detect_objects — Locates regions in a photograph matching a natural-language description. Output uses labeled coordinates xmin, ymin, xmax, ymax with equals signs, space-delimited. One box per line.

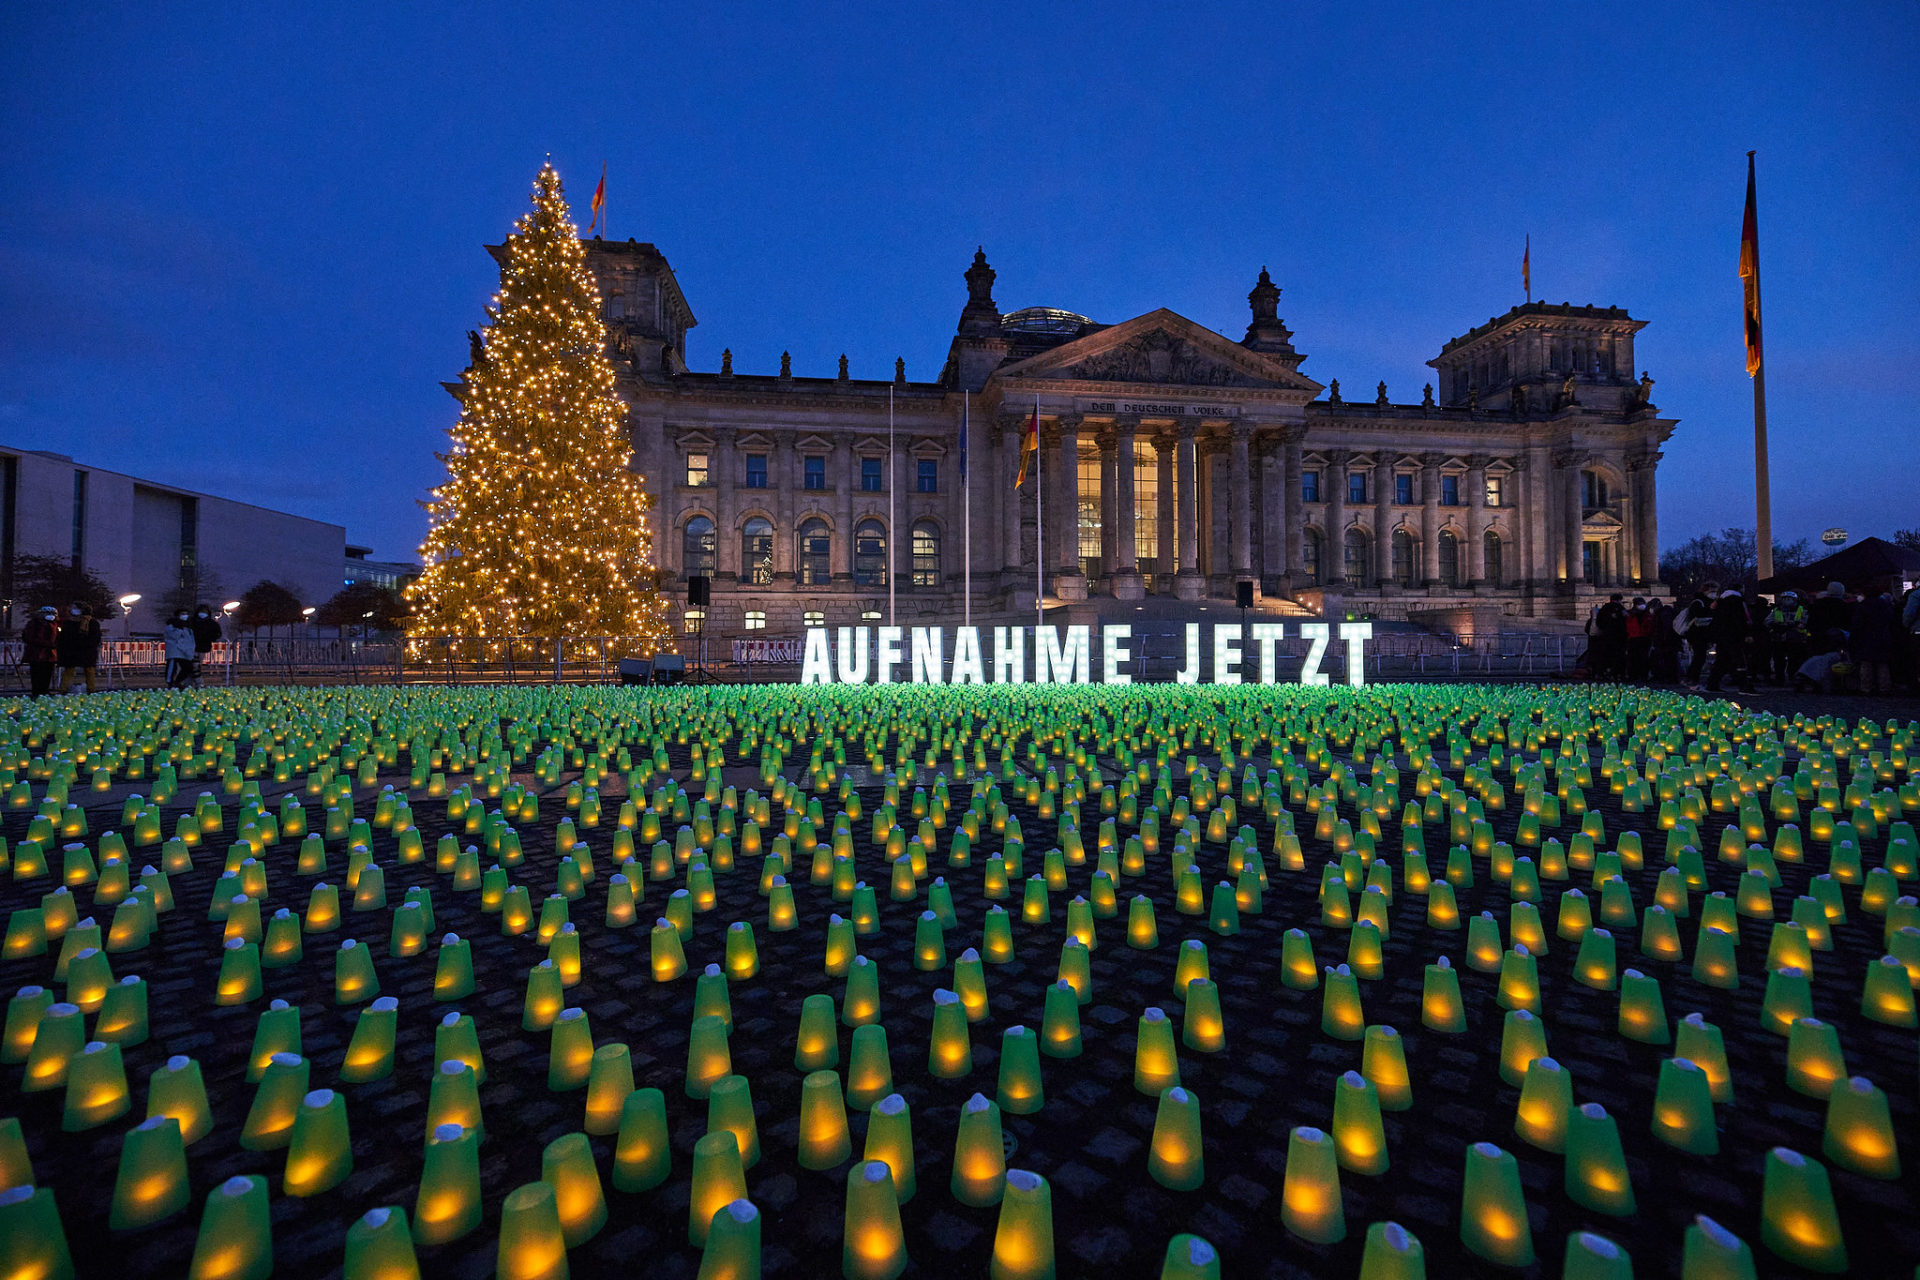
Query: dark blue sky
xmin=3 ymin=3 xmax=1914 ymax=561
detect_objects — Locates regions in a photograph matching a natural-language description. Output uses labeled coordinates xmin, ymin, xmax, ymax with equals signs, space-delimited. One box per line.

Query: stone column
xmin=1000 ymin=416 xmax=1025 ymax=580
xmin=1421 ymin=452 xmax=1444 ymax=586
xmin=1054 ymin=416 xmax=1088 ymax=600
xmin=1563 ymin=453 xmax=1586 ymax=586
xmin=1634 ymin=452 xmax=1661 ymax=583
xmin=1466 ymin=454 xmax=1489 ymax=587
xmin=1155 ymin=430 xmax=1176 ymax=589
xmin=1373 ymin=453 xmax=1394 ymax=587
xmin=1228 ymin=427 xmax=1259 ymax=594
xmin=1097 ymin=425 xmax=1119 ymax=592
xmin=1257 ymin=434 xmax=1280 ymax=587
xmin=1325 ymin=448 xmax=1349 ymax=586
xmin=1230 ymin=427 xmax=1255 ymax=590
xmin=1112 ymin=419 xmax=1144 ymax=599
xmin=715 ymin=427 xmax=739 ymax=581
xmin=1281 ymin=432 xmax=1302 ymax=590
xmin=1174 ymin=422 xmax=1203 ymax=599
xmin=1523 ymin=443 xmax=1552 ymax=587
xmin=773 ymin=436 xmax=795 ymax=582
xmin=833 ymin=436 xmax=854 ymax=581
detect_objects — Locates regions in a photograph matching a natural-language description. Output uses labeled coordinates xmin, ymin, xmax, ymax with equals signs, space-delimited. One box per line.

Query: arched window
xmin=911 ymin=521 xmax=941 ymax=589
xmin=1484 ymin=530 xmax=1503 ymax=587
xmin=741 ymin=517 xmax=773 ymax=586
xmin=854 ymin=520 xmax=887 ymax=587
xmin=683 ymin=516 xmax=715 ymax=578
xmin=1343 ymin=529 xmax=1369 ymax=583
xmin=1438 ymin=531 xmax=1460 ymax=587
xmin=1581 ymin=469 xmax=1609 ymax=511
xmin=1391 ymin=529 xmax=1416 ymax=588
xmin=1302 ymin=530 xmax=1322 ymax=585
xmin=798 ymin=518 xmax=831 ymax=586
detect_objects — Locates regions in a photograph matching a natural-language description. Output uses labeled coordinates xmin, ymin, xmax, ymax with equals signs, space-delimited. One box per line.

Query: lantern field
xmin=0 ymin=682 xmax=1915 ymax=1277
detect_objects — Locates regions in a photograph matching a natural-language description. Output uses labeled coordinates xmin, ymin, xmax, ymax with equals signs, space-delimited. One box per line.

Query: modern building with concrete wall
xmin=568 ymin=239 xmax=1677 ymax=637
xmin=0 ymin=447 xmax=346 ymax=634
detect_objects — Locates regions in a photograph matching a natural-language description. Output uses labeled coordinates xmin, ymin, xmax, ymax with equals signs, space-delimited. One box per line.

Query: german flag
xmin=588 ymin=163 xmax=607 ymax=235
xmin=1015 ymin=407 xmax=1038 ymax=488
xmin=1740 ymin=152 xmax=1762 ymax=377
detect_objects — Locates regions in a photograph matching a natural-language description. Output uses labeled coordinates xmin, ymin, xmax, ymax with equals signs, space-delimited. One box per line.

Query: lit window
xmin=1348 ymin=471 xmax=1367 ymax=504
xmin=916 ymin=459 xmax=938 ymax=493
xmin=911 ymin=521 xmax=941 ymax=589
xmin=743 ymin=611 xmax=767 ymax=630
xmin=1486 ymin=475 xmax=1504 ymax=508
xmin=1133 ymin=440 xmax=1159 ymax=565
xmin=804 ymin=457 xmax=826 ymax=490
xmin=1394 ymin=473 xmax=1413 ymax=505
xmin=1076 ymin=452 xmax=1102 ymax=575
xmin=683 ymin=608 xmax=705 ymax=634
xmin=741 ymin=517 xmax=773 ymax=585
xmin=1301 ymin=470 xmax=1320 ymax=503
xmin=861 ymin=457 xmax=883 ymax=491
xmin=854 ymin=520 xmax=887 ymax=587
xmin=1441 ymin=474 xmax=1460 ymax=506
xmin=860 ymin=609 xmax=882 ymax=621
xmin=686 ymin=452 xmax=709 ymax=487
xmin=803 ymin=611 xmax=825 ymax=627
xmin=745 ymin=454 xmax=767 ymax=488
xmin=799 ymin=518 xmax=831 ymax=585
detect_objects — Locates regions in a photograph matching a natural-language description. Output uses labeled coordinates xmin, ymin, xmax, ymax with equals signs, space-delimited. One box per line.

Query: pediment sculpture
xmin=1057 ymin=329 xmax=1268 ymax=388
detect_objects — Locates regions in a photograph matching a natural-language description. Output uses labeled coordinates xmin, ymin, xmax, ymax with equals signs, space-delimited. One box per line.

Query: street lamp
xmin=117 ymin=593 xmax=141 ymax=640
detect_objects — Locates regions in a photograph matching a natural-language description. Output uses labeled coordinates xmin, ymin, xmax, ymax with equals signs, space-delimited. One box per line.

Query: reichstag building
xmin=580 ymin=239 xmax=1676 ymax=635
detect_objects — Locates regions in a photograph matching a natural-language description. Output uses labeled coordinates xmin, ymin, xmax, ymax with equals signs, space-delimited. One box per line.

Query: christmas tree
xmin=409 ymin=162 xmax=670 ymax=647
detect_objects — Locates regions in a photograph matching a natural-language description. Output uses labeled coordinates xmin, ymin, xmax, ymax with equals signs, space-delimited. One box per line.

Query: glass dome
xmin=999 ymin=306 xmax=1095 ymax=335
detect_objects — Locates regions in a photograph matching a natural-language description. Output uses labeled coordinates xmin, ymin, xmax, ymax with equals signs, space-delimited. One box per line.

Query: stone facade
xmin=581 ymin=239 xmax=1677 ymax=635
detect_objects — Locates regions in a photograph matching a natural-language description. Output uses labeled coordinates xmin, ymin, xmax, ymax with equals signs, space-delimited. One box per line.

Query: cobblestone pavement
xmin=0 ymin=684 xmax=1915 ymax=1278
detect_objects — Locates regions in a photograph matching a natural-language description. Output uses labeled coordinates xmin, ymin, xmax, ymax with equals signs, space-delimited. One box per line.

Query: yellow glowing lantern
xmin=1280 ymin=1126 xmax=1344 ymax=1244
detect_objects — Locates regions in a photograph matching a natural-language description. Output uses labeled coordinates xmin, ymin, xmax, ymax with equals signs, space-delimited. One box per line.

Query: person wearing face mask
xmin=22 ymin=605 xmax=60 ymax=696
xmin=55 ymin=602 xmax=102 ymax=693
xmin=190 ymin=604 xmax=224 ymax=686
xmin=164 ymin=609 xmax=197 ymax=689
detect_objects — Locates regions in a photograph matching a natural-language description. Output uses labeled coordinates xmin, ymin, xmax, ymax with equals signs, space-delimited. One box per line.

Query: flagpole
xmin=1746 ymin=151 xmax=1773 ymax=583
xmin=889 ymin=384 xmax=897 ymax=626
xmin=1034 ymin=394 xmax=1043 ymax=638
xmin=962 ymin=394 xmax=971 ymax=629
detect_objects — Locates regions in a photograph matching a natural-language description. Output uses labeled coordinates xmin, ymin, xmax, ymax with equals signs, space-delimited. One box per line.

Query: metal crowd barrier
xmin=0 ymin=630 xmax=1589 ymax=690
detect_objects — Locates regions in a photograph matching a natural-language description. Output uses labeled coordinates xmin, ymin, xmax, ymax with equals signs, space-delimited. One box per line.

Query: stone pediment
xmin=995 ymin=309 xmax=1320 ymax=395
xmin=1582 ymin=510 xmax=1625 ymax=532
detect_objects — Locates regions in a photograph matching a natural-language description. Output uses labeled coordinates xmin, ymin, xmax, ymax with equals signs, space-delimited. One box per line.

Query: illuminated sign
xmin=800 ymin=622 xmax=1374 ymax=686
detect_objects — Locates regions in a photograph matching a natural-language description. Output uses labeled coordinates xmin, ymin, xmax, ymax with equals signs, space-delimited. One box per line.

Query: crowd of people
xmin=1583 ymin=581 xmax=1920 ymax=696
xmin=17 ymin=602 xmax=224 ymax=696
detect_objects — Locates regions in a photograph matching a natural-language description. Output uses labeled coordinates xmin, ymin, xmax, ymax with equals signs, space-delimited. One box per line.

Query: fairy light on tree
xmin=409 ymin=162 xmax=669 ymax=647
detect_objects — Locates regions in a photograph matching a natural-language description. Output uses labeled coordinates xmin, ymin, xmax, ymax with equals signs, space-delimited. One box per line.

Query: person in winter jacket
xmin=1681 ymin=585 xmax=1719 ymax=687
xmin=1649 ymin=600 xmax=1682 ymax=683
xmin=21 ymin=605 xmax=59 ymax=696
xmin=1808 ymin=582 xmax=1852 ymax=655
xmin=1766 ymin=591 xmax=1810 ymax=685
xmin=1704 ymin=588 xmax=1751 ymax=693
xmin=1623 ymin=598 xmax=1654 ymax=683
xmin=164 ymin=610 xmax=197 ymax=689
xmin=54 ymin=602 xmax=102 ymax=694
xmin=1850 ymin=592 xmax=1903 ymax=694
xmin=190 ymin=605 xmax=224 ymax=686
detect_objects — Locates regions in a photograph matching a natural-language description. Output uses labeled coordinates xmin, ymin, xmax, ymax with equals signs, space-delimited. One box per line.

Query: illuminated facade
xmin=578 ymin=239 xmax=1676 ymax=633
